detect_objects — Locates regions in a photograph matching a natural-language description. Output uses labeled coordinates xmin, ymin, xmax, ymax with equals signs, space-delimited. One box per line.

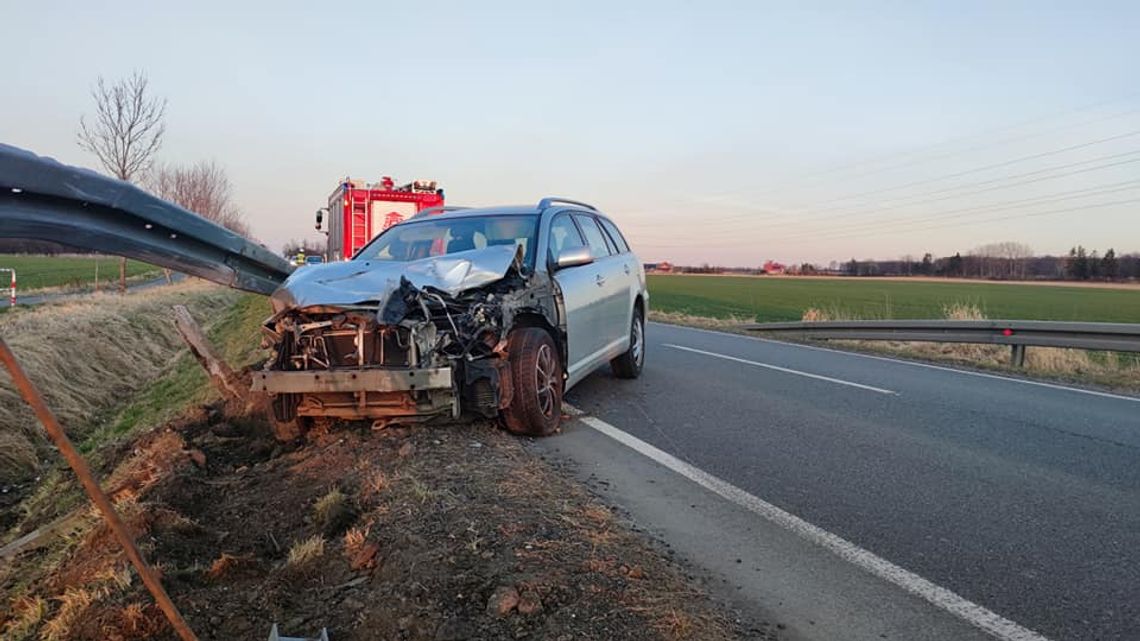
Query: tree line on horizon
xmin=840 ymin=245 xmax=1138 ymax=281
xmin=654 ymin=242 xmax=1140 ymax=282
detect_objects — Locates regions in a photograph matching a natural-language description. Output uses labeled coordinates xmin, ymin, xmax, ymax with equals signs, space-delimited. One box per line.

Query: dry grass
xmin=582 ymin=503 xmax=613 ymax=525
xmin=286 ymin=535 xmax=326 ymax=567
xmin=1 ymin=595 xmax=48 ymax=641
xmin=656 ymin=608 xmax=696 ymax=640
xmin=0 ymin=281 xmax=237 ymax=484
xmin=0 ymin=431 xmax=38 ymax=485
xmin=206 ymin=553 xmax=242 ymax=580
xmin=94 ymin=564 xmax=133 ymax=591
xmin=116 ymin=601 xmax=160 ymax=638
xmin=343 ymin=525 xmax=370 ymax=553
xmin=361 ymin=469 xmax=389 ymax=499
xmin=86 ymin=495 xmax=152 ymax=542
xmin=40 ymin=585 xmax=113 ymax=641
xmin=648 ymin=309 xmax=750 ymax=330
xmin=114 ymin=601 xmax=168 ymax=639
xmin=406 ymin=477 xmax=438 ymax=503
xmin=313 ymin=489 xmax=347 ymax=525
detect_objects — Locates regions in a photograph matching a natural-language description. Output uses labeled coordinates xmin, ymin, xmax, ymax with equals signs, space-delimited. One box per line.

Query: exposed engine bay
xmin=255 ymin=245 xmax=564 ymax=431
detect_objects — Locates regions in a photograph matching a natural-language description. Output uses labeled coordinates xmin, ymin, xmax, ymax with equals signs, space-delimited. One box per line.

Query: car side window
xmin=573 ymin=214 xmax=613 ymax=259
xmin=598 ymin=217 xmax=630 ymax=254
xmin=548 ymin=213 xmax=587 ymax=262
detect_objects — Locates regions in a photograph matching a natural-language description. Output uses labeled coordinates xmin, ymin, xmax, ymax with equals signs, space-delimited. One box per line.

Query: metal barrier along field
xmin=743 ymin=320 xmax=1140 ymax=367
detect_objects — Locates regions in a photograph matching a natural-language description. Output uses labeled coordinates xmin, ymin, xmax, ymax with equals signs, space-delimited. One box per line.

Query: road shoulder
xmin=532 ymin=414 xmax=997 ymax=641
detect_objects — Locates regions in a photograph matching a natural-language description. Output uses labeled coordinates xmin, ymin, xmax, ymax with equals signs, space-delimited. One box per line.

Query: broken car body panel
xmin=268 ymin=244 xmax=524 ymax=313
xmin=259 ymin=239 xmax=563 ymax=427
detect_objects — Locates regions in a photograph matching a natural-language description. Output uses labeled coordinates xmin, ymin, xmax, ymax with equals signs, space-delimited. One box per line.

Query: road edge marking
xmin=663 ymin=343 xmax=899 ymax=395
xmin=570 ymin=408 xmax=1051 ymax=641
xmin=653 ymin=321 xmax=1140 ymax=404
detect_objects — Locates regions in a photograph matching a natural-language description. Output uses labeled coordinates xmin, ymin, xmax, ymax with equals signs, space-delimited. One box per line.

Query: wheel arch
xmin=510 ymin=310 xmax=566 ymax=375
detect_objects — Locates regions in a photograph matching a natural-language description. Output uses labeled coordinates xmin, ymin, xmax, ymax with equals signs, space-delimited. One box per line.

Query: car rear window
xmin=598 ymin=217 xmax=630 ymax=253
xmin=573 ymin=214 xmax=613 ymax=259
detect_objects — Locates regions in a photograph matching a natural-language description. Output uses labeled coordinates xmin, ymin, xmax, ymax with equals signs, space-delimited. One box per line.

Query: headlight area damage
xmin=254 ymin=245 xmax=565 ymax=440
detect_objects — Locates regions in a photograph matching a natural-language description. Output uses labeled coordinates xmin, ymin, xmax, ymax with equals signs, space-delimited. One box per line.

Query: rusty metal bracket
xmin=252 ymin=367 xmax=453 ymax=394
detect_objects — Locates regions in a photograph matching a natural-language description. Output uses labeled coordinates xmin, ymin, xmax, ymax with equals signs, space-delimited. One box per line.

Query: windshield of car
xmin=353 ymin=214 xmax=539 ymax=269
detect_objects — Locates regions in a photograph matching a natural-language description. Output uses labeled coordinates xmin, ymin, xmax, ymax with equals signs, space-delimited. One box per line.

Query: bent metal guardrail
xmin=0 ymin=144 xmax=294 ymax=295
xmin=743 ymin=320 xmax=1140 ymax=367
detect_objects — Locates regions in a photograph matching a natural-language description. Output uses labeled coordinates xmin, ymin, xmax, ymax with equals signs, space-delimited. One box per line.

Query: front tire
xmin=269 ymin=393 xmax=311 ymax=442
xmin=501 ymin=328 xmax=563 ymax=437
xmin=610 ymin=308 xmax=645 ymax=379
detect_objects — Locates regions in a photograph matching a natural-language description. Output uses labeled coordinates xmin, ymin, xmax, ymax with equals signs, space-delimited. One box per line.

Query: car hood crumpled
xmin=269 ymin=244 xmax=524 ymax=313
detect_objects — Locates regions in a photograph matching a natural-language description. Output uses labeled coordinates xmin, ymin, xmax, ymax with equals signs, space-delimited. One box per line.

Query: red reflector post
xmin=1002 ymin=328 xmax=1014 ymax=337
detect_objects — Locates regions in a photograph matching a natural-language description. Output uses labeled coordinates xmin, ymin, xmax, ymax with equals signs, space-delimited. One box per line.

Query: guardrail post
xmin=1010 ymin=344 xmax=1027 ymax=368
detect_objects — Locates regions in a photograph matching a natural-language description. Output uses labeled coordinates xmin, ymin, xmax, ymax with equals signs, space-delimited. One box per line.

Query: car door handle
xmin=624 ymin=263 xmax=631 ymax=275
xmin=595 ymin=274 xmax=606 ymax=286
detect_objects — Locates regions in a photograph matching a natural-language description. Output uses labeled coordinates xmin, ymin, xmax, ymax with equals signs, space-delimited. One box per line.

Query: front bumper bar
xmin=252 ymin=367 xmax=453 ymax=394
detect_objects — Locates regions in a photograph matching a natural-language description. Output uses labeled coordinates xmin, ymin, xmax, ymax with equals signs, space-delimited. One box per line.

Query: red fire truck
xmin=318 ymin=176 xmax=444 ymax=261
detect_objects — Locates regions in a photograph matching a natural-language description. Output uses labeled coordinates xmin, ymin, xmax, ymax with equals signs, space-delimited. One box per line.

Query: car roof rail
xmin=409 ymin=205 xmax=472 ymax=219
xmin=537 ymin=197 xmax=597 ymax=212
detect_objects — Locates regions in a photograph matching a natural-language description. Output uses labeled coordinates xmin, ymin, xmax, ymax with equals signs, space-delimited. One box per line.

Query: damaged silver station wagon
xmin=255 ymin=198 xmax=648 ymax=439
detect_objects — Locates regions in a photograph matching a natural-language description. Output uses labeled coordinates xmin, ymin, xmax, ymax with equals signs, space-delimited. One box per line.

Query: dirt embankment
xmin=2 ymin=405 xmax=769 ymax=640
xmin=2 ymin=291 xmax=773 ymax=640
xmin=0 ymin=282 xmax=238 ymax=490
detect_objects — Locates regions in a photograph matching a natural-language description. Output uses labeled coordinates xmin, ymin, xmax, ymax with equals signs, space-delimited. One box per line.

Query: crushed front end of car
xmin=255 ymin=244 xmax=562 ymax=438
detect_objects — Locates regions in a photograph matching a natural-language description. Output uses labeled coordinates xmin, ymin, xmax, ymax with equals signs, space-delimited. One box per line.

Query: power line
xmin=629 ymin=154 xmax=1140 ymax=242
xmin=748 ymin=102 xmax=1140 ymax=197
xmin=691 ymin=151 xmax=1140 ymax=234
xmin=633 ymin=194 xmax=1140 ymax=249
xmin=781 ymin=197 xmax=1140 ymax=246
xmin=740 ymin=94 xmax=1140 ymax=196
xmin=767 ymin=128 xmax=1140 ymax=212
xmin=777 ymin=179 xmax=1140 ymax=243
xmin=669 ymin=127 xmax=1140 ymax=235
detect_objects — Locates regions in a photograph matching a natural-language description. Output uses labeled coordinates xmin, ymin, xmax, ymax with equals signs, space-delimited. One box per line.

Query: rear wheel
xmin=501 ymin=328 xmax=562 ymax=437
xmin=610 ymin=307 xmax=645 ymax=379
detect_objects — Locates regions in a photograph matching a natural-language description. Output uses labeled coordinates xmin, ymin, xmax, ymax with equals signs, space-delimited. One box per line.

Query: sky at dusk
xmin=2 ymin=0 xmax=1138 ymax=266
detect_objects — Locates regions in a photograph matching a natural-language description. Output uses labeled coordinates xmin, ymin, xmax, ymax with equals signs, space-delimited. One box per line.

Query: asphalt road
xmin=557 ymin=322 xmax=1140 ymax=641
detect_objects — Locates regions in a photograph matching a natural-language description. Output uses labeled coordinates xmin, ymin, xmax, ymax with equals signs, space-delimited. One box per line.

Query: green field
xmin=0 ymin=254 xmax=162 ymax=291
xmin=648 ymin=274 xmax=1140 ymax=323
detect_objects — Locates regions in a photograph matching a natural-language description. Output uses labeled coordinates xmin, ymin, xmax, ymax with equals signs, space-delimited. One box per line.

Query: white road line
xmin=663 ymin=343 xmax=899 ymax=395
xmin=572 ymin=409 xmax=1052 ymax=641
xmin=654 ymin=322 xmax=1140 ymax=404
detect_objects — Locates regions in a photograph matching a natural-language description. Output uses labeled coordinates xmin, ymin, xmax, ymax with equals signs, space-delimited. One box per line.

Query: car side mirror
xmin=554 ymin=246 xmax=593 ymax=270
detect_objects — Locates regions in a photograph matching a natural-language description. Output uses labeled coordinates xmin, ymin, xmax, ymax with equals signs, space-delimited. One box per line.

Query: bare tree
xmin=77 ymin=71 xmax=167 ymax=291
xmin=969 ymin=241 xmax=1034 ymax=279
xmin=149 ymin=160 xmax=250 ymax=237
